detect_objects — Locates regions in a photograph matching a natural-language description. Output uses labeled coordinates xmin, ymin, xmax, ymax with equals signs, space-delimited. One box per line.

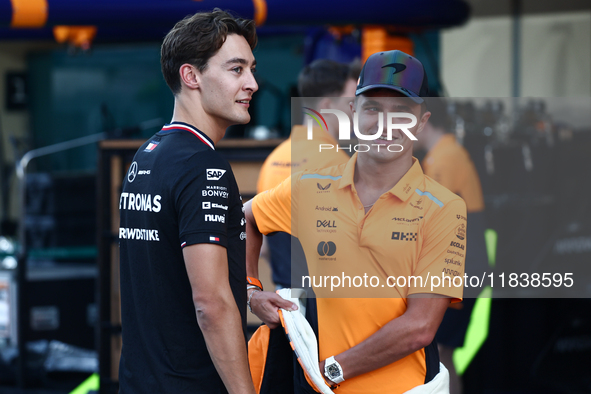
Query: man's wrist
xmin=246 ymin=276 xmax=263 ymax=291
xmin=247 ymin=288 xmax=260 ymax=313
xmin=324 ymin=355 xmax=345 ymax=385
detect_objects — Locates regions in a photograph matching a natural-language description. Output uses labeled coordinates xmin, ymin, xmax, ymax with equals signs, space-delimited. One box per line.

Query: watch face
xmin=327 ymin=364 xmax=340 ymax=378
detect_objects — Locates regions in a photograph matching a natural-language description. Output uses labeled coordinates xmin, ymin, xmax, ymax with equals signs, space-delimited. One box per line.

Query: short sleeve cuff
xmin=180 ymin=232 xmax=227 ymax=249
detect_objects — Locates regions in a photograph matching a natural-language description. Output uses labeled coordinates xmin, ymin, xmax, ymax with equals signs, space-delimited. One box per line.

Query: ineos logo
xmin=317 ymin=241 xmax=336 ymax=256
xmin=127 ymin=162 xmax=138 ymax=183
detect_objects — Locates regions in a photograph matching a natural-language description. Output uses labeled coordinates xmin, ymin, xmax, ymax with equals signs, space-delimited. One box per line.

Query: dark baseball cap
xmin=356 ymin=50 xmax=429 ymax=103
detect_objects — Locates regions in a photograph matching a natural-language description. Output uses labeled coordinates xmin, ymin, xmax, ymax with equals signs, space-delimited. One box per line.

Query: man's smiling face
xmin=352 ymin=89 xmax=430 ymax=162
xmin=198 ymin=34 xmax=258 ymax=129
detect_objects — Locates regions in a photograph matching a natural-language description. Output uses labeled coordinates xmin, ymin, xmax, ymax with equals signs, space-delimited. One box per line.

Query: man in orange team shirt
xmin=245 ymin=50 xmax=467 ymax=393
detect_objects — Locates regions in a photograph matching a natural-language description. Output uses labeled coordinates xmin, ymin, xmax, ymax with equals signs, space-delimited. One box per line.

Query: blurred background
xmin=0 ymin=0 xmax=589 ymax=393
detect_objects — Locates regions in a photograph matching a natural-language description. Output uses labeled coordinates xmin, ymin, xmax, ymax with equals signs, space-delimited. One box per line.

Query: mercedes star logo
xmin=128 ymin=161 xmax=138 ymax=183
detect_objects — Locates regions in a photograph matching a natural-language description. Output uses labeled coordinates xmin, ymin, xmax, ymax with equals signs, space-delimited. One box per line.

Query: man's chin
xmin=227 ymin=114 xmax=251 ymax=127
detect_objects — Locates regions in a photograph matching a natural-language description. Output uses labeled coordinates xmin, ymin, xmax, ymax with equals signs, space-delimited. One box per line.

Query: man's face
xmin=352 ymin=89 xmax=430 ymax=162
xmin=198 ymin=34 xmax=258 ymax=128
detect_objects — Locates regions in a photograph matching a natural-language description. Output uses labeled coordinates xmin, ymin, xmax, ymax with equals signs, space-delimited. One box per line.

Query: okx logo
xmin=392 ymin=232 xmax=417 ymax=241
xmin=317 ymin=241 xmax=336 ymax=256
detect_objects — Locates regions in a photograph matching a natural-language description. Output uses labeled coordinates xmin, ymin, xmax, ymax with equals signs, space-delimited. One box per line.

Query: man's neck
xmin=171 ymin=96 xmax=226 ymax=145
xmin=354 ymin=153 xmax=413 ymax=198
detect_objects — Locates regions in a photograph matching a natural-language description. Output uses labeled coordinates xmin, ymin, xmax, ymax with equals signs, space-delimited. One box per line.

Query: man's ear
xmin=415 ymin=110 xmax=431 ymax=136
xmin=350 ymin=100 xmax=356 ymax=116
xmin=179 ymin=63 xmax=200 ymax=90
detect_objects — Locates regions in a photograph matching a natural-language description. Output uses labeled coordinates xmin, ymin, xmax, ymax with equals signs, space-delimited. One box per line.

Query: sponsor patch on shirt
xmin=207 ymin=169 xmax=226 ymax=181
xmin=144 ymin=140 xmax=159 ymax=152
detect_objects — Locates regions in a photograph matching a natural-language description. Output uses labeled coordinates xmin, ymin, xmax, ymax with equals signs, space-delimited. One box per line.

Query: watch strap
xmin=246 ymin=276 xmax=263 ymax=291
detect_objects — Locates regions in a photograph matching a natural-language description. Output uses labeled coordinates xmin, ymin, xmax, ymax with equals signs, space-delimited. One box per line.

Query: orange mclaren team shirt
xmin=252 ymin=154 xmax=467 ymax=393
xmin=257 ymin=125 xmax=349 ymax=193
xmin=421 ymin=134 xmax=484 ymax=213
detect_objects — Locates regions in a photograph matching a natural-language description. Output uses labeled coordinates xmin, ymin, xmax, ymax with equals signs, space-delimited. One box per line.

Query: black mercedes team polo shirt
xmin=119 ymin=122 xmax=246 ymax=393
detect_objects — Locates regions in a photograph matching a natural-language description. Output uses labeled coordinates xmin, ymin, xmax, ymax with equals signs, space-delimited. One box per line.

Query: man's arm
xmin=183 ymin=243 xmax=255 ymax=394
xmin=319 ymin=296 xmax=450 ymax=382
xmin=244 ymin=200 xmax=297 ymax=329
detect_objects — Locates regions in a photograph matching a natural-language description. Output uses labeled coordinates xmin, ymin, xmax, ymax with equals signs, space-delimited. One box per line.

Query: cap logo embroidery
xmin=382 ymin=62 xmax=407 ymax=75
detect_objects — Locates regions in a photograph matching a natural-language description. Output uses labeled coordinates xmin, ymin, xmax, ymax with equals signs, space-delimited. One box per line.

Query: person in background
xmin=118 ymin=9 xmax=258 ymax=394
xmin=415 ymin=96 xmax=489 ymax=394
xmin=256 ymin=59 xmax=360 ymax=289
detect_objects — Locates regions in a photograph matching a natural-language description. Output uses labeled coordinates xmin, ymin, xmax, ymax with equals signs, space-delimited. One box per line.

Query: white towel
xmin=277 ymin=288 xmax=334 ymax=394
xmin=404 ymin=363 xmax=450 ymax=394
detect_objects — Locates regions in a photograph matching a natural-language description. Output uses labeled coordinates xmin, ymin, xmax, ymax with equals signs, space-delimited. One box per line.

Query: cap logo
xmin=382 ymin=63 xmax=407 ymax=75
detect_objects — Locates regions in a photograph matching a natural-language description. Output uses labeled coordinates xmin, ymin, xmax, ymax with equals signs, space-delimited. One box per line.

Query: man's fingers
xmin=250 ymin=291 xmax=299 ymax=329
xmin=271 ymin=294 xmax=298 ymax=311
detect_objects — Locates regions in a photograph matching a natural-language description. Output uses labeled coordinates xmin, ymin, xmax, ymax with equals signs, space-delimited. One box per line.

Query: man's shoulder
xmin=299 ymin=161 xmax=346 ymax=176
xmin=264 ymin=138 xmax=291 ymax=161
xmin=420 ymin=175 xmax=465 ymax=208
xmin=294 ymin=162 xmax=348 ymax=189
xmin=429 ymin=139 xmax=471 ymax=167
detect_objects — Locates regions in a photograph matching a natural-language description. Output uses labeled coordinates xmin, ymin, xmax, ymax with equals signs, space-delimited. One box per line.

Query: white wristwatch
xmin=324 ymin=355 xmax=345 ymax=384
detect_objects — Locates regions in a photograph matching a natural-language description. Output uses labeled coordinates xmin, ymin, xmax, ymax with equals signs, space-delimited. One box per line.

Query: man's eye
xmin=232 ymin=67 xmax=242 ymax=74
xmin=251 ymin=68 xmax=257 ymax=74
xmin=365 ymin=107 xmax=379 ymax=112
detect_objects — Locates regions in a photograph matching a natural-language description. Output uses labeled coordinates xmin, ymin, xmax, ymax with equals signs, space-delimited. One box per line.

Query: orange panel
xmin=10 ymin=0 xmax=47 ymax=28
xmin=362 ymin=26 xmax=414 ymax=62
xmin=252 ymin=0 xmax=267 ymax=26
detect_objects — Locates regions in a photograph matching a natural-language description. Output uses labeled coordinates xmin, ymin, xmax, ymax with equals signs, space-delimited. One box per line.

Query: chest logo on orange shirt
xmin=315 ymin=205 xmax=338 ymax=211
xmin=317 ymin=183 xmax=332 ymax=193
xmin=316 ymin=219 xmax=337 ymax=234
xmin=409 ymin=199 xmax=424 ymax=210
xmin=391 ymin=232 xmax=417 ymax=241
xmin=317 ymin=241 xmax=337 ymax=256
xmin=391 ymin=216 xmax=423 ymax=225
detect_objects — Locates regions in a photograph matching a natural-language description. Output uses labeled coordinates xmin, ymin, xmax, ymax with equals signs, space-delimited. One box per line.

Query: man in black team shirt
xmin=118 ymin=9 xmax=260 ymax=394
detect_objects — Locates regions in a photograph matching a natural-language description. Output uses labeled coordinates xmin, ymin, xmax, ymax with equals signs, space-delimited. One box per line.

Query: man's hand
xmin=249 ymin=289 xmax=297 ymax=329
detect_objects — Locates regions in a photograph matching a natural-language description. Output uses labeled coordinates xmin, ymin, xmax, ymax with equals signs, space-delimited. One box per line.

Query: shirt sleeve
xmin=408 ymin=198 xmax=467 ymax=302
xmin=252 ymin=173 xmax=299 ymax=237
xmin=175 ymin=151 xmax=234 ymax=248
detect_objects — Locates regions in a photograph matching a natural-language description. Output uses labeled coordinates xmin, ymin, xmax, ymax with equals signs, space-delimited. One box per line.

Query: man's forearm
xmin=196 ymin=300 xmax=255 ymax=394
xmin=325 ymin=297 xmax=449 ymax=381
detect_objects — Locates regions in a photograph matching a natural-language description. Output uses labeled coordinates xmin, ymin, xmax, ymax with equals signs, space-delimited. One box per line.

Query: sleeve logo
xmin=455 ymin=223 xmax=466 ymax=240
xmin=206 ymin=169 xmax=226 ymax=181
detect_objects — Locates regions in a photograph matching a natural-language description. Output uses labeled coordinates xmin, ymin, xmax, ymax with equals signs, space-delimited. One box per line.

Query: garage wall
xmin=441 ymin=11 xmax=591 ymax=97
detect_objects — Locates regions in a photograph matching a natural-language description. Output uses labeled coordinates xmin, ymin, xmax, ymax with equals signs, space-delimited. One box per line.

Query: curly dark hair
xmin=161 ymin=8 xmax=258 ymax=95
